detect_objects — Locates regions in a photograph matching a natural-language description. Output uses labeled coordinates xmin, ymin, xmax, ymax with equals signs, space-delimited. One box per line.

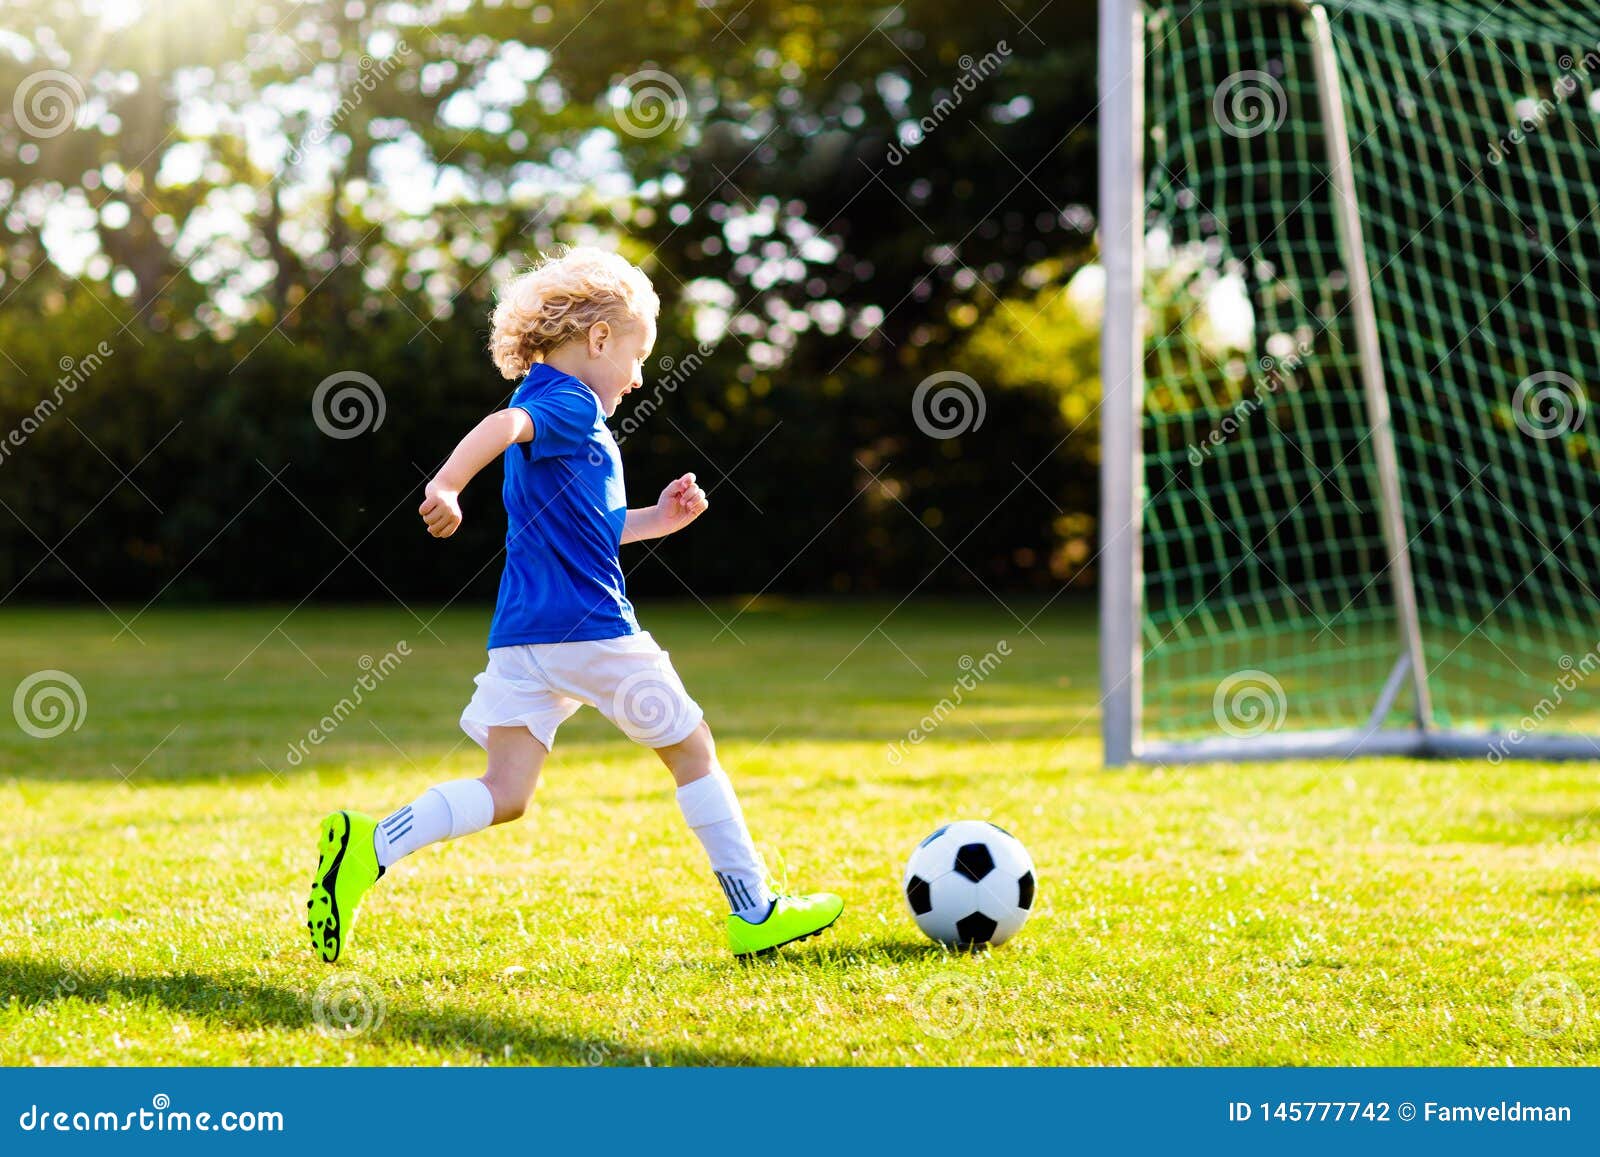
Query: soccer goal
xmin=1099 ymin=0 xmax=1600 ymax=765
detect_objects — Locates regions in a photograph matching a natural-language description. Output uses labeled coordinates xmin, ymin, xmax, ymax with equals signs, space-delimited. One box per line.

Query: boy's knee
xmin=481 ymin=776 xmax=533 ymax=824
xmin=680 ymin=719 xmax=716 ymax=756
xmin=659 ymin=720 xmax=713 ymax=763
xmin=494 ymin=797 xmax=528 ymax=823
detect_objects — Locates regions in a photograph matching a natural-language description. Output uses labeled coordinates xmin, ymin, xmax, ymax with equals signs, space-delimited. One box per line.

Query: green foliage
xmin=963 ymin=267 xmax=1101 ymax=428
xmin=0 ymin=0 xmax=1099 ymax=600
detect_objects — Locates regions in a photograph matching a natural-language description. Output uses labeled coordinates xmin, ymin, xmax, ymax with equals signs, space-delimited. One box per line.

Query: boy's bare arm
xmin=419 ymin=409 xmax=534 ymax=538
xmin=622 ymin=473 xmax=709 ymax=544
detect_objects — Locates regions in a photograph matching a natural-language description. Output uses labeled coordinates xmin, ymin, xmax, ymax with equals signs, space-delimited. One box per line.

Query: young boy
xmin=306 ymin=247 xmax=842 ymax=962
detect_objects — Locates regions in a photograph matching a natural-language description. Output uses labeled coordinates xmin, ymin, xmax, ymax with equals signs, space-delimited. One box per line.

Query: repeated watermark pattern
xmin=284 ymin=643 xmax=410 ymax=767
xmin=615 ymin=342 xmax=715 ymax=447
xmin=912 ymin=370 xmax=986 ymax=439
xmin=1485 ymin=45 xmax=1600 ymax=165
xmin=611 ymin=667 xmax=695 ymax=744
xmin=1514 ymin=971 xmax=1585 ymax=1038
xmin=1487 ymin=644 xmax=1600 ymax=764
xmin=0 ymin=342 xmax=114 ymax=469
xmin=311 ymin=972 xmax=386 ymax=1039
xmin=31 ymin=961 xmax=93 ymax=1016
xmin=885 ymin=42 xmax=1012 ymax=166
xmin=1212 ymin=669 xmax=1286 ymax=738
xmin=312 ymin=371 xmax=387 ymax=439
xmin=1212 ymin=70 xmax=1287 ymax=139
xmin=887 ymin=641 xmax=1011 ymax=765
xmin=13 ymin=670 xmax=87 ymax=739
xmin=1187 ymin=340 xmax=1311 ymax=467
xmin=1510 ymin=370 xmax=1586 ymax=440
xmin=907 ymin=972 xmax=985 ymax=1039
xmin=286 ymin=42 xmax=412 ymax=167
xmin=13 ymin=5 xmax=1599 ymax=1077
xmin=612 ymin=69 xmax=688 ymax=139
xmin=13 ymin=69 xmax=86 ymax=138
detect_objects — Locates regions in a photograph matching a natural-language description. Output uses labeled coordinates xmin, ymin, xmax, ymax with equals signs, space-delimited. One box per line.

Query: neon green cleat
xmin=306 ymin=810 xmax=383 ymax=963
xmin=726 ymin=892 xmax=844 ymax=957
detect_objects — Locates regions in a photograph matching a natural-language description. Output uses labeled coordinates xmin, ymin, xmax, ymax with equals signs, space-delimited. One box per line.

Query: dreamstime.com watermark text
xmin=887 ymin=641 xmax=1011 ymax=764
xmin=1485 ymin=44 xmax=1600 ymax=165
xmin=886 ymin=43 xmax=1012 ymax=166
xmin=18 ymin=1094 xmax=283 ymax=1134
xmin=0 ymin=342 xmax=113 ymax=468
xmin=284 ymin=642 xmax=411 ymax=767
xmin=1487 ymin=645 xmax=1600 ymax=763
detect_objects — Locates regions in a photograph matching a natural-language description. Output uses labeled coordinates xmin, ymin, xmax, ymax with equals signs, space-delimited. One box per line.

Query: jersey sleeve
xmin=509 ymin=381 xmax=597 ymax=461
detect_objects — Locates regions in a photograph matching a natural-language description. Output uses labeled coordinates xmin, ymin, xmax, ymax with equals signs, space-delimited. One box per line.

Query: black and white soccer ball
xmin=903 ymin=820 xmax=1035 ymax=949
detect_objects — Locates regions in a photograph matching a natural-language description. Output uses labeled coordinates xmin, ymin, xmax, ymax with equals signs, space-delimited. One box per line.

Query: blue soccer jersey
xmin=486 ymin=364 xmax=639 ymax=647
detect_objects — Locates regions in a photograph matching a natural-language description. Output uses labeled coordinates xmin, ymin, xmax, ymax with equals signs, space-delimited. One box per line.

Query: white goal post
xmin=1098 ymin=0 xmax=1600 ymax=765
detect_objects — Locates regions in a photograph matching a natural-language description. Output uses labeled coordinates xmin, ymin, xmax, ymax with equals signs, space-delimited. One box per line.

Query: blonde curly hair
xmin=488 ymin=247 xmax=661 ymax=380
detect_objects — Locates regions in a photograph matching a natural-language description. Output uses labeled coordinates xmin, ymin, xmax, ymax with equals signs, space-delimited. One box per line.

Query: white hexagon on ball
xmin=903 ymin=820 xmax=1036 ymax=949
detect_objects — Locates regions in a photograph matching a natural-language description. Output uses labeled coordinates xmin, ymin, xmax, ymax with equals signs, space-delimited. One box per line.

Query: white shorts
xmin=459 ymin=632 xmax=703 ymax=751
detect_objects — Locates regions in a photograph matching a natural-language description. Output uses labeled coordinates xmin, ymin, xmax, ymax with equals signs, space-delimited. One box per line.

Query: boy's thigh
xmin=534 ymin=633 xmax=703 ymax=747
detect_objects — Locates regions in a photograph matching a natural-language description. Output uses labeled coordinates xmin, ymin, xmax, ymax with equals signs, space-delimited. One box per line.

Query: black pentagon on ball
xmin=955 ymin=912 xmax=998 ymax=948
xmin=1018 ymin=870 xmax=1035 ymax=910
xmin=905 ymin=875 xmax=933 ymax=915
xmin=953 ymin=842 xmax=995 ymax=882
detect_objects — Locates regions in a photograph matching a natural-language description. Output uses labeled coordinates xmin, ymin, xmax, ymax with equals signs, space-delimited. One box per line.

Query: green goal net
xmin=1129 ymin=0 xmax=1600 ymax=757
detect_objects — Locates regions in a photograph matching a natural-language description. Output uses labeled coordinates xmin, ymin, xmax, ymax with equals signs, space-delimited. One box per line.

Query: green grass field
xmin=3 ymin=599 xmax=1599 ymax=1065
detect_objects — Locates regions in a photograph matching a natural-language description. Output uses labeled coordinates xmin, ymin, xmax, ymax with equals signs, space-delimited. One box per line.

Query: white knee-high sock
xmin=374 ymin=778 xmax=495 ymax=868
xmin=675 ymin=768 xmax=775 ymax=922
